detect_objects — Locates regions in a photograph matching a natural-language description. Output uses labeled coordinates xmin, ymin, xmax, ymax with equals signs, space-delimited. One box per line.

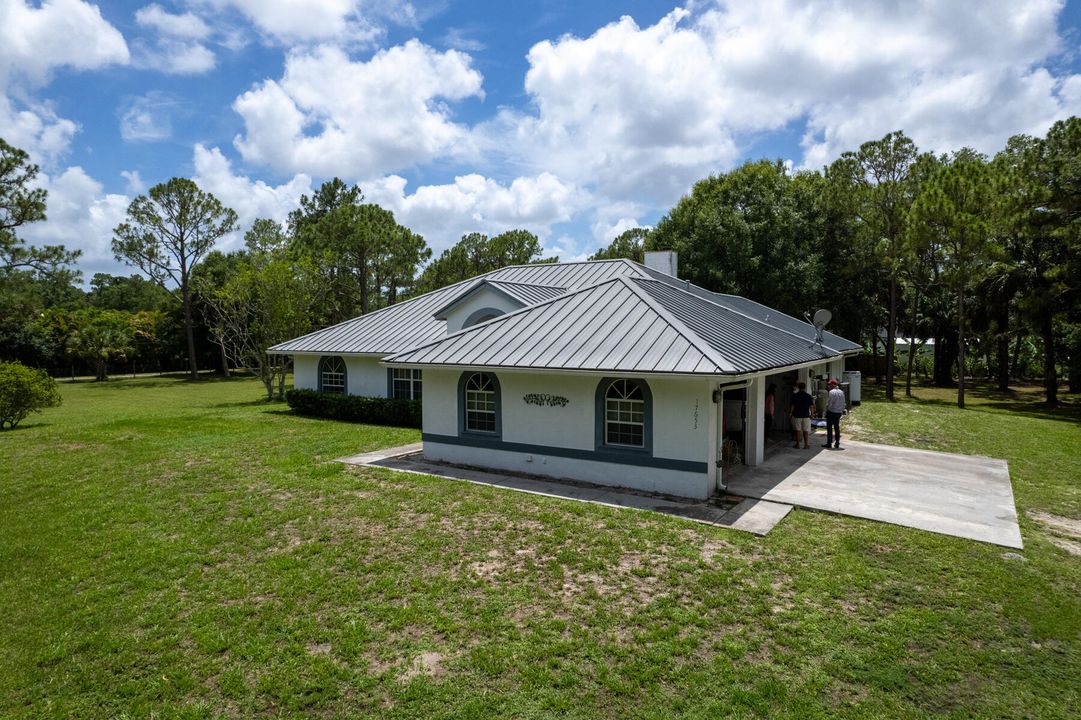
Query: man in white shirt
xmin=823 ymin=378 xmax=846 ymax=449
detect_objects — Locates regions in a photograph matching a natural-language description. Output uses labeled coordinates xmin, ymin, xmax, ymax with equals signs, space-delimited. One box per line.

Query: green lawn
xmin=1 ymin=375 xmax=1079 ymax=719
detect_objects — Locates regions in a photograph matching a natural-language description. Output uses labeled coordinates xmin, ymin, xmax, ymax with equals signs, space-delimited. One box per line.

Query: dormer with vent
xmin=432 ymin=278 xmax=567 ymax=333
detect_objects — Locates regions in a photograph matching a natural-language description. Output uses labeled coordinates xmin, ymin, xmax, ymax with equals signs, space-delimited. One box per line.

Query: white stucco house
xmin=270 ymin=253 xmax=861 ymax=500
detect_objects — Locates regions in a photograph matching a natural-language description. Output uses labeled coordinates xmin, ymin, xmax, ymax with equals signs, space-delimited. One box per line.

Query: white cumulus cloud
xmin=0 ymin=0 xmax=128 ymax=165
xmin=0 ymin=95 xmax=78 ymax=165
xmin=0 ymin=0 xmax=129 ymax=87
xmin=191 ymin=144 xmax=314 ymax=247
xmin=365 ymin=171 xmax=584 ymax=254
xmin=232 ymin=40 xmax=483 ymax=178
xmin=135 ymin=4 xmax=211 ymax=39
xmin=19 ymin=166 xmax=130 ymax=278
xmin=199 ymin=0 xmax=389 ymax=46
xmin=487 ymin=0 xmax=1081 ymax=210
xmin=133 ymin=3 xmax=216 ymax=74
xmin=118 ymin=91 xmax=177 ymax=142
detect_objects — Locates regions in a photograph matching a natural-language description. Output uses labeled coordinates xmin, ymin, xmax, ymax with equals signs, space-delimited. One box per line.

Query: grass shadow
xmin=861 ymin=381 xmax=1081 ymax=424
xmin=212 ymin=399 xmax=284 ymax=408
xmin=0 ymin=421 xmax=52 ymax=433
xmin=59 ymin=372 xmax=258 ymax=389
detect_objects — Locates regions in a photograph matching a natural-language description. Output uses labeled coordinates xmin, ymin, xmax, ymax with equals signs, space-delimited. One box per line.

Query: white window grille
xmin=392 ymin=368 xmax=422 ymax=400
xmin=464 ymin=373 xmax=496 ymax=433
xmin=319 ymin=356 xmax=346 ymax=394
xmin=605 ymin=379 xmax=645 ymax=447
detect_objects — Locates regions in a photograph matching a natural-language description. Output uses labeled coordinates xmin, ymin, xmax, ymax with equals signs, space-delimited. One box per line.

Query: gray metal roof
xmin=633 ymin=279 xmax=836 ymax=372
xmin=430 ymin=278 xmax=567 ymax=320
xmin=270 ymin=257 xmax=861 ymax=362
xmin=709 ymin=293 xmax=861 ymax=353
xmin=486 ymin=259 xmax=645 ymax=287
xmin=385 ymin=276 xmax=839 ymax=375
xmin=487 ymin=280 xmax=567 ymax=306
xmin=385 ymin=278 xmax=731 ymax=374
xmin=635 ymin=264 xmax=861 ymax=353
xmin=268 ymin=260 xmax=643 ymax=354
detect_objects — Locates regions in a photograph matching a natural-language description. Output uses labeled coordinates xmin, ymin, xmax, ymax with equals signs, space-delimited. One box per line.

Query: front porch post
xmin=745 ymin=376 xmax=765 ymax=466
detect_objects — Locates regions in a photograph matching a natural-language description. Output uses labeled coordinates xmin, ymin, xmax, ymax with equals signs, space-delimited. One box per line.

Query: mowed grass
xmin=1 ymin=375 xmax=1079 ymax=719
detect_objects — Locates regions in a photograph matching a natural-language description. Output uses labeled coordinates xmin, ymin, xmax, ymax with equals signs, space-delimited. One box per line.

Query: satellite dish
xmin=812 ymin=309 xmax=832 ymax=329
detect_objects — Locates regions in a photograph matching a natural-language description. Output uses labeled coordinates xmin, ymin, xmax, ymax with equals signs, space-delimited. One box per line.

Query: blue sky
xmin=4 ymin=0 xmax=1081 ymax=281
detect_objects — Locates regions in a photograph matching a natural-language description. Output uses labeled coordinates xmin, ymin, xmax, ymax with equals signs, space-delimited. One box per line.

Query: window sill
xmin=597 ymin=444 xmax=650 ymax=456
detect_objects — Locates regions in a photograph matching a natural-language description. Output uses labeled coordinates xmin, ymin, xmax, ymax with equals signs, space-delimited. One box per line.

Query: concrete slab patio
xmin=337 ymin=439 xmax=1021 ymax=548
xmin=725 ymin=439 xmax=1022 ymax=548
xmin=339 ymin=448 xmax=793 ymax=536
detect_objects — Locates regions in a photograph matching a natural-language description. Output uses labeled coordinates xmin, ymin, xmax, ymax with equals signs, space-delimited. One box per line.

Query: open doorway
xmin=719 ymin=386 xmax=747 ymax=469
xmin=764 ymin=371 xmax=799 ymax=452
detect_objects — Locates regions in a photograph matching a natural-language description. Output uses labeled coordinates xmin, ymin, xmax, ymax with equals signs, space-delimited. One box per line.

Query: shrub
xmin=285 ymin=389 xmax=421 ymax=428
xmin=0 ymin=361 xmax=62 ymax=430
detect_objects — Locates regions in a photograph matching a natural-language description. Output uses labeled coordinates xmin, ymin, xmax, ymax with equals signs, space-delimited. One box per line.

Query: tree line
xmin=0 ymin=140 xmax=548 ymax=398
xmin=593 ymin=121 xmax=1080 ymax=407
xmin=3 ymin=117 xmax=1079 ymax=407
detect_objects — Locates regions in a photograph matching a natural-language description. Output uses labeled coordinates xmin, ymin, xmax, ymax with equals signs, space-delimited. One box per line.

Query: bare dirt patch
xmin=306 ymin=642 xmax=332 ymax=656
xmin=1048 ymin=536 xmax=1081 ymax=556
xmin=470 ymin=549 xmax=505 ymax=580
xmin=1028 ymin=510 xmax=1081 ymax=555
xmin=401 ymin=651 xmax=448 ymax=681
xmin=397 ymin=509 xmax=433 ymax=526
xmin=1028 ymin=510 xmax=1081 ymax=538
xmin=699 ymin=537 xmax=735 ymax=562
xmin=266 ymin=524 xmax=305 ymax=553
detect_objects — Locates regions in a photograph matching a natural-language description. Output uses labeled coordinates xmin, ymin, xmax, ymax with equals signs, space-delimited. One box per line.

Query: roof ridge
xmin=635 ymin=266 xmax=854 ymax=351
xmin=489 ymin=257 xmax=636 ymax=272
xmin=632 ymin=277 xmax=838 ymax=357
xmin=710 ymin=290 xmax=854 ymax=349
xmin=617 ymin=277 xmax=735 ymax=373
xmin=486 ymin=278 xmax=567 ymax=289
xmin=384 ymin=276 xmax=629 ymax=362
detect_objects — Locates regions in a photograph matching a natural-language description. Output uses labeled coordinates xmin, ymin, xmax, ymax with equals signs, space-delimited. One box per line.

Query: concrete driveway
xmin=724 ymin=439 xmax=1022 ymax=548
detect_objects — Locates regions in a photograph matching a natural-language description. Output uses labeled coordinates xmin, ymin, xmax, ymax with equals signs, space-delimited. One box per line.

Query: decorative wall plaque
xmin=523 ymin=393 xmax=569 ymax=407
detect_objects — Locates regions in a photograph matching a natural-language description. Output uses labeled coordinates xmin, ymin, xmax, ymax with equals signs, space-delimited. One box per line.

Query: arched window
xmin=459 ymin=372 xmax=500 ymax=436
xmin=318 ymin=356 xmax=347 ymax=394
xmin=595 ymin=378 xmax=652 ymax=453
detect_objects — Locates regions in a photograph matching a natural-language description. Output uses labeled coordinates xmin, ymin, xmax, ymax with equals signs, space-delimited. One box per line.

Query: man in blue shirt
xmin=790 ymin=381 xmax=814 ymax=449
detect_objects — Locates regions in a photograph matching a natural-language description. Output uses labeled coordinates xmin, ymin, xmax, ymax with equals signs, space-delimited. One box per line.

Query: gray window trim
xmin=318 ymin=355 xmax=347 ymax=394
xmin=386 ymin=367 xmax=422 ymax=400
xmin=462 ymin=307 xmax=506 ymax=328
xmin=594 ymin=377 xmax=653 ymax=457
xmin=458 ymin=371 xmax=501 ymax=438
